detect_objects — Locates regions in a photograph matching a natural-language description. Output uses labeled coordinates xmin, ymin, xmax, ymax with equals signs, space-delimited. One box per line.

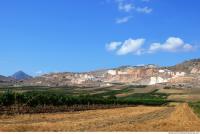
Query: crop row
xmin=0 ymin=90 xmax=169 ymax=107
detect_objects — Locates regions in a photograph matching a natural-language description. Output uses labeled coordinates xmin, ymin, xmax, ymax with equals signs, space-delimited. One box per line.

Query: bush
xmin=108 ymin=95 xmax=117 ymax=100
xmin=164 ymin=86 xmax=171 ymax=89
xmin=0 ymin=90 xmax=15 ymax=106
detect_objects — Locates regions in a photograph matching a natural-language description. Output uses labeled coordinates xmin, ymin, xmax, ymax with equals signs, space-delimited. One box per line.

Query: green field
xmin=2 ymin=84 xmax=200 ymax=115
xmin=0 ymin=85 xmax=169 ymax=109
xmin=189 ymin=102 xmax=200 ymax=117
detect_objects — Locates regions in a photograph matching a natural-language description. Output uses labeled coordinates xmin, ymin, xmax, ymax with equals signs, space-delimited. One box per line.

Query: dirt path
xmin=0 ymin=103 xmax=200 ymax=131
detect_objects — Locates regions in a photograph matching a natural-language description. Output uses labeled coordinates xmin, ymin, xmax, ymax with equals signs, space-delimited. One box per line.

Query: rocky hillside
xmin=12 ymin=58 xmax=200 ymax=88
xmin=169 ymin=58 xmax=200 ymax=74
xmin=0 ymin=75 xmax=16 ymax=86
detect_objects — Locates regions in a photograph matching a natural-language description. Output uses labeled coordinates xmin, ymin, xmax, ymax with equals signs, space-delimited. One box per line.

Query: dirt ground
xmin=0 ymin=103 xmax=200 ymax=132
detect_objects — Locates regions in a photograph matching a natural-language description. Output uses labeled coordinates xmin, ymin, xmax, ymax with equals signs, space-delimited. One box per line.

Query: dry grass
xmin=116 ymin=87 xmax=155 ymax=98
xmin=168 ymin=94 xmax=200 ymax=102
xmin=102 ymin=103 xmax=200 ymax=132
xmin=0 ymin=103 xmax=200 ymax=132
xmin=157 ymin=89 xmax=187 ymax=94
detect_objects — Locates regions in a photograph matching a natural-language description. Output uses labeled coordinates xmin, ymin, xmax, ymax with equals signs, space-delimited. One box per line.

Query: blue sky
xmin=0 ymin=0 xmax=200 ymax=76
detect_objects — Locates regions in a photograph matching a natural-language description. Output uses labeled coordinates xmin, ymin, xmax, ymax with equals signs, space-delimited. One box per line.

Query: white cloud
xmin=115 ymin=0 xmax=152 ymax=14
xmin=116 ymin=0 xmax=134 ymax=12
xmin=116 ymin=16 xmax=132 ymax=24
xmin=109 ymin=0 xmax=153 ymax=24
xmin=118 ymin=3 xmax=134 ymax=12
xmin=117 ymin=38 xmax=145 ymax=55
xmin=136 ymin=7 xmax=152 ymax=14
xmin=106 ymin=37 xmax=196 ymax=56
xmin=106 ymin=38 xmax=145 ymax=55
xmin=148 ymin=37 xmax=194 ymax=53
xmin=106 ymin=41 xmax=122 ymax=51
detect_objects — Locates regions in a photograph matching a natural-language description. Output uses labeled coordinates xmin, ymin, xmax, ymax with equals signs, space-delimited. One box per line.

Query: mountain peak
xmin=11 ymin=71 xmax=32 ymax=80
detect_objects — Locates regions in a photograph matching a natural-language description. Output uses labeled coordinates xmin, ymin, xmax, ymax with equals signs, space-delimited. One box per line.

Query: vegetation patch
xmin=0 ymin=87 xmax=171 ymax=114
xmin=164 ymin=86 xmax=171 ymax=89
xmin=93 ymin=87 xmax=134 ymax=97
xmin=127 ymin=85 xmax=147 ymax=88
xmin=0 ymin=89 xmax=169 ymax=107
xmin=125 ymin=89 xmax=169 ymax=100
xmin=189 ymin=102 xmax=200 ymax=117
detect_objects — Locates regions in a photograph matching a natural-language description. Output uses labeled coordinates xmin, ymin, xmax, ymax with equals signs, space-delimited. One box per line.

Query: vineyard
xmin=0 ymin=86 xmax=170 ymax=114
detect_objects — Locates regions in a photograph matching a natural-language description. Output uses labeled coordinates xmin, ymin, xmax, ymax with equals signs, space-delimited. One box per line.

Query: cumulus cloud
xmin=106 ymin=41 xmax=122 ymax=51
xmin=117 ymin=38 xmax=145 ymax=55
xmin=148 ymin=37 xmax=194 ymax=53
xmin=106 ymin=37 xmax=196 ymax=56
xmin=116 ymin=16 xmax=132 ymax=24
xmin=106 ymin=38 xmax=145 ymax=55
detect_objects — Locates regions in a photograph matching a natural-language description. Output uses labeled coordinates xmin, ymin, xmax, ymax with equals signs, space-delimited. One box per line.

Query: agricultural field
xmin=157 ymin=87 xmax=200 ymax=102
xmin=0 ymin=85 xmax=200 ymax=131
xmin=0 ymin=103 xmax=200 ymax=131
xmin=0 ymin=85 xmax=169 ymax=114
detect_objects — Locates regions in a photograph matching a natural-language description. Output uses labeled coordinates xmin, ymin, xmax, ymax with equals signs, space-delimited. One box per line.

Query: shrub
xmin=0 ymin=90 xmax=15 ymax=106
xmin=164 ymin=86 xmax=171 ymax=89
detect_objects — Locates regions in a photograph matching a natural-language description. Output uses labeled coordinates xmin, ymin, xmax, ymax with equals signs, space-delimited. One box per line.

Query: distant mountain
xmin=11 ymin=71 xmax=32 ymax=80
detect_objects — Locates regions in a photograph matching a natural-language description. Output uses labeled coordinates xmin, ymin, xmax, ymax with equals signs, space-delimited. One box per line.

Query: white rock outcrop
xmin=107 ymin=70 xmax=117 ymax=75
xmin=148 ymin=77 xmax=168 ymax=85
